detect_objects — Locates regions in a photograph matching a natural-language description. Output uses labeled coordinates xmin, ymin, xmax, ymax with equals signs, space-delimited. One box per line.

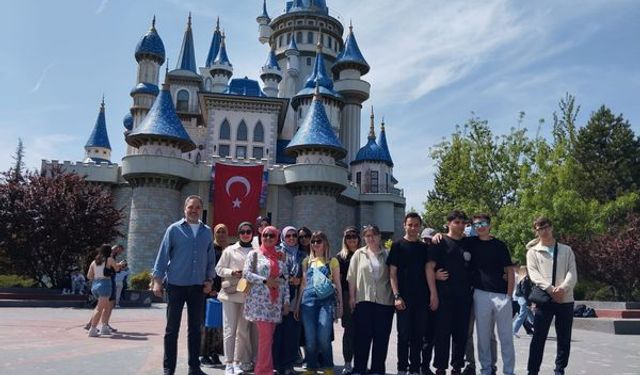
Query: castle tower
xmin=166 ymin=14 xmax=203 ymax=115
xmin=129 ymin=16 xmax=165 ymax=155
xmin=200 ymin=17 xmax=222 ymax=91
xmin=260 ymin=47 xmax=282 ymax=97
xmin=123 ymin=78 xmax=196 ymax=273
xmin=209 ymin=31 xmax=233 ymax=93
xmin=285 ymin=85 xmax=348 ymax=251
xmin=332 ymin=22 xmax=371 ymax=166
xmin=256 ymin=0 xmax=272 ymax=44
xmin=290 ymin=39 xmax=344 ymax=136
xmin=84 ymin=98 xmax=112 ymax=163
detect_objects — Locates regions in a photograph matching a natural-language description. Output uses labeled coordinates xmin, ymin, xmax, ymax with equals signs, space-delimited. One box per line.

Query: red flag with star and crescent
xmin=212 ymin=163 xmax=265 ymax=236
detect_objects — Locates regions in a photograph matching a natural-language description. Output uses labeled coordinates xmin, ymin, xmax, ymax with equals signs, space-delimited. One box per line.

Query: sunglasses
xmin=310 ymin=239 xmax=323 ymax=245
xmin=472 ymin=221 xmax=490 ymax=229
xmin=299 ymin=234 xmax=311 ymax=239
xmin=285 ymin=234 xmax=298 ymax=239
xmin=345 ymin=234 xmax=358 ymax=240
xmin=238 ymin=230 xmax=252 ymax=235
xmin=262 ymin=233 xmax=276 ymax=239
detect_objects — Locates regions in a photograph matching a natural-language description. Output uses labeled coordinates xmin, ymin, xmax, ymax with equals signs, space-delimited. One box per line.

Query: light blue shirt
xmin=152 ymin=219 xmax=215 ymax=286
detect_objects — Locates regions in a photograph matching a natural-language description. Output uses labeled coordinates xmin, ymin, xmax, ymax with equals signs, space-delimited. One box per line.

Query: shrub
xmin=0 ymin=274 xmax=37 ymax=288
xmin=129 ymin=270 xmax=152 ymax=290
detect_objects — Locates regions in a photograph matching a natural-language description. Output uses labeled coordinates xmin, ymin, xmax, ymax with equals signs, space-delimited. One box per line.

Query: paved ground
xmin=1 ymin=305 xmax=639 ymax=375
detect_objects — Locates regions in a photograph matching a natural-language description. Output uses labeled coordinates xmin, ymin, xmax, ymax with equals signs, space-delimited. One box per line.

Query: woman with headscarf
xmin=335 ymin=226 xmax=360 ymax=375
xmin=216 ymin=222 xmax=256 ymax=375
xmin=243 ymin=225 xmax=290 ymax=375
xmin=201 ymin=224 xmax=228 ymax=367
xmin=273 ymin=226 xmax=307 ymax=375
xmin=295 ymin=231 xmax=343 ymax=375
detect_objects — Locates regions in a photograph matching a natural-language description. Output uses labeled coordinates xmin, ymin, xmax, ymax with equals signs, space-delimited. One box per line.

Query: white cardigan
xmin=215 ymin=242 xmax=255 ymax=303
xmin=526 ymin=241 xmax=578 ymax=303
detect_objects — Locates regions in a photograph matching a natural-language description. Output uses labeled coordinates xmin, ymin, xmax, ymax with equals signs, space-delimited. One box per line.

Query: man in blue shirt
xmin=153 ymin=195 xmax=216 ymax=375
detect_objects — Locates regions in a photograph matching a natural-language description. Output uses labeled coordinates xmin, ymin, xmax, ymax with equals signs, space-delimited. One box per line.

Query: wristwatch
xmin=394 ymin=292 xmax=401 ymax=300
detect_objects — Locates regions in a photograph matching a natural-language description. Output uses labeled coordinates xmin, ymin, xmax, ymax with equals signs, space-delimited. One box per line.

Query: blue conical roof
xmin=135 ymin=17 xmax=166 ymax=64
xmin=205 ymin=18 xmax=222 ymax=67
xmin=286 ymin=34 xmax=298 ymax=51
xmin=175 ymin=14 xmax=197 ymax=73
xmin=257 ymin=0 xmax=270 ymax=21
xmin=286 ymin=87 xmax=346 ymax=158
xmin=294 ymin=42 xmax=341 ymax=101
xmin=85 ymin=99 xmax=111 ymax=150
xmin=286 ymin=0 xmax=328 ymax=15
xmin=123 ymin=111 xmax=133 ymax=131
xmin=213 ymin=32 xmax=232 ymax=67
xmin=126 ymin=83 xmax=195 ymax=152
xmin=352 ymin=110 xmax=388 ymax=165
xmin=263 ymin=48 xmax=281 ymax=71
xmin=377 ymin=121 xmax=394 ymax=166
xmin=334 ymin=23 xmax=370 ymax=75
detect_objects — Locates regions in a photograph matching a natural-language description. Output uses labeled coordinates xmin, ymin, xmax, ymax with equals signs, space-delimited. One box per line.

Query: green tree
xmin=572 ymin=105 xmax=640 ymax=202
xmin=0 ymin=165 xmax=123 ymax=288
xmin=10 ymin=138 xmax=25 ymax=183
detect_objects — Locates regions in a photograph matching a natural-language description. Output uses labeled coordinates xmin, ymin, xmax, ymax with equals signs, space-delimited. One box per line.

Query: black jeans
xmin=353 ymin=301 xmax=395 ymax=375
xmin=433 ymin=293 xmax=472 ymax=370
xmin=164 ymin=284 xmax=205 ymax=372
xmin=527 ymin=302 xmax=574 ymax=375
xmin=421 ymin=307 xmax=437 ymax=371
xmin=273 ymin=312 xmax=302 ymax=371
xmin=396 ymin=301 xmax=427 ymax=373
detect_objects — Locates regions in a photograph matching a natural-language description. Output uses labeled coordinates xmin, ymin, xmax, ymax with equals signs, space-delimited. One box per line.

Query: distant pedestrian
xmin=152 ymin=195 xmax=216 ymax=375
xmin=86 ymin=244 xmax=117 ymax=337
xmin=71 ymin=268 xmax=86 ymax=295
xmin=526 ymin=217 xmax=577 ymax=375
xmin=513 ymin=266 xmax=534 ymax=337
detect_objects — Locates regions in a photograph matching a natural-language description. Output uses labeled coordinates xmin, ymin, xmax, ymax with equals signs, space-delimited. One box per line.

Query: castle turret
xmin=260 ymin=47 xmax=282 ymax=97
xmin=285 ymin=85 xmax=348 ymax=250
xmin=377 ymin=118 xmax=394 ymax=167
xmin=350 ymin=108 xmax=394 ymax=193
xmin=123 ymin=78 xmax=196 ymax=273
xmin=130 ymin=16 xmax=165 ymax=155
xmin=333 ymin=22 xmax=371 ymax=165
xmin=200 ymin=17 xmax=223 ymax=91
xmin=167 ymin=14 xmax=203 ymax=115
xmin=256 ymin=0 xmax=272 ymax=44
xmin=84 ymin=98 xmax=112 ymax=163
xmin=209 ymin=31 xmax=233 ymax=93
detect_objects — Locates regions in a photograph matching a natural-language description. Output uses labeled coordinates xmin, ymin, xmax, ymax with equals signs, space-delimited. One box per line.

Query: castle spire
xmin=205 ymin=17 xmax=223 ymax=67
xmin=368 ymin=106 xmax=376 ymax=138
xmin=175 ymin=13 xmax=197 ymax=72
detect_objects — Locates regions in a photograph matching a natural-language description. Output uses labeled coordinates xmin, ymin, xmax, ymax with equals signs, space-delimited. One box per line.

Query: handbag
xmin=310 ymin=259 xmax=335 ymax=300
xmin=236 ymin=251 xmax=258 ymax=293
xmin=528 ymin=242 xmax=558 ymax=305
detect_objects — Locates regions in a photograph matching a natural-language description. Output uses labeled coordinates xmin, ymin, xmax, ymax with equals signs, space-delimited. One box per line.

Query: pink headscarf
xmin=260 ymin=225 xmax=280 ymax=303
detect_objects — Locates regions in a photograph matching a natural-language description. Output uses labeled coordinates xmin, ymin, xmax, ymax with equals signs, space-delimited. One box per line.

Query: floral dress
xmin=243 ymin=249 xmax=290 ymax=323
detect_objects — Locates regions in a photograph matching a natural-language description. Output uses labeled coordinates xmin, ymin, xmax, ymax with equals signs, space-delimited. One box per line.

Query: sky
xmin=1 ymin=0 xmax=639 ymax=213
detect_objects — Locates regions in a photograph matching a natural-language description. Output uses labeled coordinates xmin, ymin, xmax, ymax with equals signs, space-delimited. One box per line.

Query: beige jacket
xmin=215 ymin=242 xmax=254 ymax=303
xmin=526 ymin=241 xmax=578 ymax=303
xmin=346 ymin=247 xmax=394 ymax=306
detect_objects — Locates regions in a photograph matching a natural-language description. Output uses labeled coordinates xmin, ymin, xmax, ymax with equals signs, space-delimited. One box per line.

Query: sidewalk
xmin=1 ymin=305 xmax=638 ymax=375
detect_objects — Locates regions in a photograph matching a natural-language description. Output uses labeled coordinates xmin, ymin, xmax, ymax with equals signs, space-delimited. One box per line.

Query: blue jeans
xmin=301 ymin=303 xmax=334 ymax=370
xmin=512 ymin=297 xmax=533 ymax=334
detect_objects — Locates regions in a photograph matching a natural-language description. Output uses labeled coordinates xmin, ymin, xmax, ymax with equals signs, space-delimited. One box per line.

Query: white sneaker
xmin=100 ymin=324 xmax=112 ymax=335
xmin=88 ymin=326 xmax=100 ymax=337
xmin=234 ymin=364 xmax=244 ymax=375
xmin=225 ymin=364 xmax=234 ymax=375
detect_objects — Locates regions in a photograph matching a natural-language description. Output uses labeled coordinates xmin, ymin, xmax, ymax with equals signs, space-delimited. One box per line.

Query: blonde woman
xmin=347 ymin=225 xmax=394 ymax=375
xmin=216 ymin=222 xmax=256 ymax=375
xmin=295 ymin=231 xmax=343 ymax=375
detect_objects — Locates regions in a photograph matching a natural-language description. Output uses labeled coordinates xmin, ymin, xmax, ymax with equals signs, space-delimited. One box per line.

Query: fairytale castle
xmin=43 ymin=0 xmax=406 ymax=273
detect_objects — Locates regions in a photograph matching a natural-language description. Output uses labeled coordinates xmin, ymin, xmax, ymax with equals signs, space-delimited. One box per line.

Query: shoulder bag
xmin=236 ymin=251 xmax=258 ymax=293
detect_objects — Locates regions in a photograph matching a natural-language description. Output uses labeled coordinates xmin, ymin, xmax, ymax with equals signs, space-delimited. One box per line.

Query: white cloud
xmin=96 ymin=0 xmax=109 ymax=14
xmin=30 ymin=63 xmax=55 ymax=93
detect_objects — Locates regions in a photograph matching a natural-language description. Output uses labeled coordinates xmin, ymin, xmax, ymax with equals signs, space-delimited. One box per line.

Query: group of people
xmin=148 ymin=195 xmax=577 ymax=375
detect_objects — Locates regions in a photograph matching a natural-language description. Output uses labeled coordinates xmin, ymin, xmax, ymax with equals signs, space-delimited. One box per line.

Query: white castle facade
xmin=43 ymin=0 xmax=406 ymax=273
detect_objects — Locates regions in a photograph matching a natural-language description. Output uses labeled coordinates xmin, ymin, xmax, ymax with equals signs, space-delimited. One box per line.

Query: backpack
xmin=516 ymin=275 xmax=532 ymax=298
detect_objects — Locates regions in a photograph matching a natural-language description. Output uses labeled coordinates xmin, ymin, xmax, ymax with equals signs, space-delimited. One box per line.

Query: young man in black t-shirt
xmin=466 ymin=214 xmax=515 ymax=375
xmin=388 ymin=212 xmax=430 ymax=375
xmin=426 ymin=210 xmax=473 ymax=375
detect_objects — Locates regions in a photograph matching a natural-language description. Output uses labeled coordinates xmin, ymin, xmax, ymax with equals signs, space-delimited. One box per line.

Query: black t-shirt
xmin=336 ymin=251 xmax=354 ymax=291
xmin=465 ymin=237 xmax=513 ymax=294
xmin=428 ymin=236 xmax=472 ymax=296
xmin=386 ymin=238 xmax=429 ymax=306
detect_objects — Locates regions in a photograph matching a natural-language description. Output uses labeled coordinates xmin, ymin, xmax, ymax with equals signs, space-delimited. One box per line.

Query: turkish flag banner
xmin=212 ymin=163 xmax=265 ymax=236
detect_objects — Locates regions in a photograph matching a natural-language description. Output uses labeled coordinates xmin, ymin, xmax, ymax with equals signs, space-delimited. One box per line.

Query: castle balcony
xmin=283 ymin=163 xmax=348 ymax=193
xmin=121 ymin=154 xmax=194 ymax=181
xmin=333 ymin=79 xmax=370 ymax=102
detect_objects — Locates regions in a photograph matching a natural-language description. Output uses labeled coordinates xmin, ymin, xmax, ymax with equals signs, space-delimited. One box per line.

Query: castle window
xmin=236 ymin=146 xmax=246 ymax=159
xmin=278 ymin=35 xmax=283 ymax=48
xmin=286 ymin=33 xmax=291 ymax=45
xmin=307 ymin=31 xmax=313 ymax=44
xmin=195 ymin=152 xmax=201 ymax=164
xmin=306 ymin=57 xmax=312 ymax=66
xmin=204 ymin=78 xmax=212 ymax=92
xmin=219 ymin=119 xmax=231 ymax=140
xmin=296 ymin=31 xmax=303 ymax=43
xmin=356 ymin=172 xmax=362 ymax=192
xmin=237 ymin=120 xmax=248 ymax=141
xmin=320 ymin=34 xmax=324 ymax=46
xmin=253 ymin=121 xmax=264 ymax=142
xmin=370 ymin=171 xmax=379 ymax=193
xmin=176 ymin=89 xmax=189 ymax=112
xmin=253 ymin=147 xmax=264 ymax=159
xmin=219 ymin=144 xmax=230 ymax=157
xmin=328 ymin=37 xmax=332 ymax=49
